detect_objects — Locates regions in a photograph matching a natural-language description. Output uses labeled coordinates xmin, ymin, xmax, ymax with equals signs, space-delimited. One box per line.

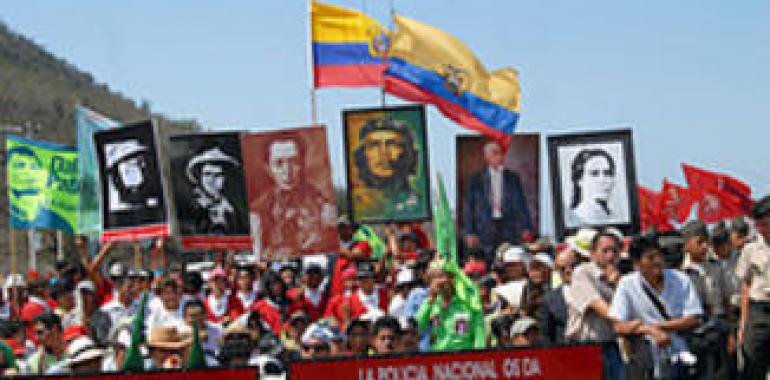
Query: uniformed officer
xmin=736 ymin=195 xmax=770 ymax=379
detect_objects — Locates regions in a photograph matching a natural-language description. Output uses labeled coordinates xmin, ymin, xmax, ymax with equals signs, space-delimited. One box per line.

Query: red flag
xmin=638 ymin=186 xmax=673 ymax=232
xmin=682 ymin=164 xmax=754 ymax=222
xmin=659 ymin=179 xmax=695 ymax=224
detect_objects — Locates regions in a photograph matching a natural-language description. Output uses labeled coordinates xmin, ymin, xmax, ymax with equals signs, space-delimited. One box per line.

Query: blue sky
xmin=2 ymin=1 xmax=769 ymax=233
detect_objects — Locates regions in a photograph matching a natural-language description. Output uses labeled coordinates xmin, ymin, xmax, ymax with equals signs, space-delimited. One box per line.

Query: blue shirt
xmin=403 ymin=287 xmax=431 ymax=351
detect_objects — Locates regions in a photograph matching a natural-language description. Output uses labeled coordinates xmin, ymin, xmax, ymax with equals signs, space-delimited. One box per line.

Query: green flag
xmin=186 ymin=325 xmax=207 ymax=369
xmin=434 ymin=174 xmax=457 ymax=264
xmin=433 ymin=174 xmax=481 ymax=311
xmin=7 ymin=135 xmax=79 ymax=233
xmin=353 ymin=224 xmax=387 ymax=259
xmin=121 ymin=293 xmax=147 ymax=372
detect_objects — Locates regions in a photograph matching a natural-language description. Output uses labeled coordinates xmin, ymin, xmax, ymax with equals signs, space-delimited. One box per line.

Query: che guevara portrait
xmin=343 ymin=105 xmax=431 ymax=224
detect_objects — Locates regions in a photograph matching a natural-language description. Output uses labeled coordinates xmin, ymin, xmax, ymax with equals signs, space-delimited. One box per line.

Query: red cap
xmin=63 ymin=325 xmax=87 ymax=343
xmin=4 ymin=339 xmax=25 ymax=356
xmin=27 ymin=271 xmax=40 ymax=280
xmin=353 ymin=241 xmax=371 ymax=257
xmin=463 ymin=260 xmax=487 ymax=276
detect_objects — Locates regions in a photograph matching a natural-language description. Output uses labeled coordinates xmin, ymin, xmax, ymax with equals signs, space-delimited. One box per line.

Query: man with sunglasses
xmin=299 ymin=325 xmax=332 ymax=359
xmin=565 ymin=230 xmax=624 ymax=380
xmin=27 ymin=313 xmax=65 ymax=375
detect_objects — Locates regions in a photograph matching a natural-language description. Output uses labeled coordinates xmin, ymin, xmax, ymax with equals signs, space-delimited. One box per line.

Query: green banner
xmin=7 ymin=135 xmax=79 ymax=233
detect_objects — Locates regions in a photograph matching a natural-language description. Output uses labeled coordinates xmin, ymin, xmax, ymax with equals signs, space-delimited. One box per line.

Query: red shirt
xmin=203 ymin=292 xmax=244 ymax=324
xmin=349 ymin=287 xmax=389 ymax=319
xmin=251 ymin=299 xmax=290 ymax=335
xmin=287 ymin=287 xmax=328 ymax=322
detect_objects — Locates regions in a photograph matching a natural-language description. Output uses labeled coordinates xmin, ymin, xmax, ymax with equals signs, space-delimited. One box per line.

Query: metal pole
xmin=28 ymin=229 xmax=35 ymax=271
xmin=308 ymin=0 xmax=319 ymax=125
xmin=56 ymin=230 xmax=64 ymax=261
xmin=9 ymin=229 xmax=16 ymax=274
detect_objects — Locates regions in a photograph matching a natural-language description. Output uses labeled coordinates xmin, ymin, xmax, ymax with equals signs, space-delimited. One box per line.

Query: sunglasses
xmin=301 ymin=344 xmax=329 ymax=352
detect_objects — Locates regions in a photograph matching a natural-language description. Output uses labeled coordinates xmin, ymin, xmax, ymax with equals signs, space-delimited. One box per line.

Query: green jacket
xmin=415 ymin=295 xmax=486 ymax=351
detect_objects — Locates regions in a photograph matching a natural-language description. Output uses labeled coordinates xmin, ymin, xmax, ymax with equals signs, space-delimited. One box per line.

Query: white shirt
xmin=100 ymin=297 xmax=135 ymax=327
xmin=305 ymin=286 xmax=324 ymax=307
xmin=489 ymin=166 xmax=503 ymax=219
xmin=147 ymin=303 xmax=185 ymax=329
xmin=236 ymin=290 xmax=259 ymax=310
xmin=388 ymin=294 xmax=406 ymax=319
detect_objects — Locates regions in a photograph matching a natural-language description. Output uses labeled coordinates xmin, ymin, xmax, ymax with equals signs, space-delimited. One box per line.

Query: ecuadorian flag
xmin=311 ymin=1 xmax=388 ymax=88
xmin=384 ymin=15 xmax=520 ymax=144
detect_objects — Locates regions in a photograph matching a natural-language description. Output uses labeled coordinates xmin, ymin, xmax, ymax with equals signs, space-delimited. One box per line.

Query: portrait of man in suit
xmin=458 ymin=138 xmax=538 ymax=262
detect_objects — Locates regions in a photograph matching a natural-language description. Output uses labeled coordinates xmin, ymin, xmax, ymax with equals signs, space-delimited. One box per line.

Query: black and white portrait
xmin=169 ymin=133 xmax=250 ymax=246
xmin=94 ymin=120 xmax=167 ymax=231
xmin=548 ymin=130 xmax=640 ymax=240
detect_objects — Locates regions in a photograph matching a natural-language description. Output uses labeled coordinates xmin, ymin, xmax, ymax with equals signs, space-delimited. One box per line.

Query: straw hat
xmin=566 ymin=228 xmax=597 ymax=258
xmin=185 ymin=147 xmax=239 ymax=183
xmin=147 ymin=326 xmax=192 ymax=350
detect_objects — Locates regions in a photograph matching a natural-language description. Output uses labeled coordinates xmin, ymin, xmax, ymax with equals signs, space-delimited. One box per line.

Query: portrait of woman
xmin=548 ymin=129 xmax=640 ymax=240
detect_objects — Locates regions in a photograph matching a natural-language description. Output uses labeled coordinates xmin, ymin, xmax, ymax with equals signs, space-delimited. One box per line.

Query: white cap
xmin=76 ymin=280 xmax=96 ymax=293
xmin=66 ymin=336 xmax=105 ymax=365
xmin=105 ymin=140 xmax=147 ymax=168
xmin=567 ymin=228 xmax=597 ymax=258
xmin=395 ymin=268 xmax=415 ymax=286
xmin=502 ymin=246 xmax=530 ymax=264
xmin=302 ymin=254 xmax=328 ymax=273
xmin=530 ymin=253 xmax=554 ymax=269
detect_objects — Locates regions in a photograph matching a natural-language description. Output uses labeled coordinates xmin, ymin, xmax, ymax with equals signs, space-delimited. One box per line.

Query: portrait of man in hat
xmin=94 ymin=121 xmax=167 ymax=230
xmin=241 ymin=127 xmax=339 ymax=260
xmin=344 ymin=106 xmax=431 ymax=223
xmin=170 ymin=133 xmax=250 ymax=239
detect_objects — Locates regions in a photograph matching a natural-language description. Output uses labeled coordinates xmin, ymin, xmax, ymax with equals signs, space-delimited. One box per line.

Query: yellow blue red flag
xmin=384 ymin=15 xmax=520 ymax=145
xmin=311 ymin=1 xmax=389 ymax=88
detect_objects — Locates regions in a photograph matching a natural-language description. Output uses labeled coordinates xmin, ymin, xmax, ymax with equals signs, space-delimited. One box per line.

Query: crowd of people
xmin=0 ymin=196 xmax=769 ymax=380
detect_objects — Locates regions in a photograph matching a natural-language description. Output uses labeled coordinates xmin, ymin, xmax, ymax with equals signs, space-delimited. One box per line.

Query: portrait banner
xmin=343 ymin=105 xmax=431 ymax=224
xmin=457 ymin=135 xmax=539 ymax=259
xmin=94 ymin=120 xmax=169 ymax=242
xmin=6 ymin=135 xmax=79 ymax=233
xmin=75 ymin=106 xmax=120 ymax=236
xmin=241 ymin=126 xmax=339 ymax=260
xmin=547 ymin=129 xmax=640 ymax=240
xmin=169 ymin=132 xmax=251 ymax=250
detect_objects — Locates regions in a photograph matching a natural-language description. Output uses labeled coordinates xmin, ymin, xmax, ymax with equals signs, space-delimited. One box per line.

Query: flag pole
xmin=9 ymin=229 xmax=16 ymax=275
xmin=308 ymin=0 xmax=318 ymax=126
xmin=56 ymin=229 xmax=64 ymax=261
xmin=28 ymin=228 xmax=35 ymax=271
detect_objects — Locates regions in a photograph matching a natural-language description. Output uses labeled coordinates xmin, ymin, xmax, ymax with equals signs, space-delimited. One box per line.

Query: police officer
xmin=736 ymin=195 xmax=770 ymax=379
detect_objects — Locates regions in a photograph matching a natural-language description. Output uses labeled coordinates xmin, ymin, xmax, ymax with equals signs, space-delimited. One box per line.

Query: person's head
xmin=218 ymin=339 xmax=252 ymax=367
xmin=50 ymin=281 xmax=75 ymax=311
xmin=198 ymin=163 xmax=226 ymax=198
xmin=266 ymin=136 xmax=304 ymax=191
xmin=753 ymin=196 xmax=770 ymax=242
xmin=236 ymin=267 xmax=255 ymax=293
xmin=590 ymin=230 xmax=621 ymax=269
xmin=263 ymin=272 xmax=287 ymax=300
xmin=396 ymin=318 xmax=418 ymax=353
xmin=337 ymin=217 xmax=356 ymax=242
xmin=113 ymin=276 xmax=135 ymax=305
xmin=354 ymin=117 xmax=417 ymax=190
xmin=27 ymin=278 xmax=48 ymax=298
xmin=158 ymin=277 xmax=181 ymax=311
xmin=278 ymin=265 xmax=297 ymax=288
xmin=490 ymin=314 xmax=515 ymax=347
xmin=570 ymin=149 xmax=616 ymax=209
xmin=299 ymin=325 xmax=332 ymax=359
xmin=183 ymin=299 xmax=206 ymax=329
xmin=183 ymin=272 xmax=204 ymax=295
xmin=555 ymin=249 xmax=578 ymax=285
xmin=500 ymin=247 xmax=529 ymax=282
xmin=527 ymin=254 xmax=553 ymax=286
xmin=32 ymin=313 xmax=63 ymax=351
xmin=208 ymin=268 xmax=229 ymax=296
xmin=730 ymin=216 xmax=750 ymax=250
xmin=629 ymin=234 xmax=664 ymax=282
xmin=66 ymin=336 xmax=105 ymax=373
xmin=681 ymin=220 xmax=710 ymax=262
xmin=356 ymin=261 xmax=377 ymax=293
xmin=483 ymin=141 xmax=505 ymax=168
xmin=711 ymin=222 xmax=731 ymax=260
xmin=425 ymin=263 xmax=454 ymax=298
xmin=345 ymin=319 xmax=370 ymax=353
xmin=186 ymin=147 xmax=239 ymax=198
xmin=147 ymin=326 xmax=190 ymax=369
xmin=287 ymin=311 xmax=311 ymax=340
xmin=510 ymin=317 xmax=540 ymax=346
xmin=370 ymin=316 xmax=400 ymax=355
xmin=302 ymin=264 xmax=325 ymax=289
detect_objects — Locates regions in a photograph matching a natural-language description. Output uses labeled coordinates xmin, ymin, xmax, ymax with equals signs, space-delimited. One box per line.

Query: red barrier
xmin=289 ymin=345 xmax=602 ymax=380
